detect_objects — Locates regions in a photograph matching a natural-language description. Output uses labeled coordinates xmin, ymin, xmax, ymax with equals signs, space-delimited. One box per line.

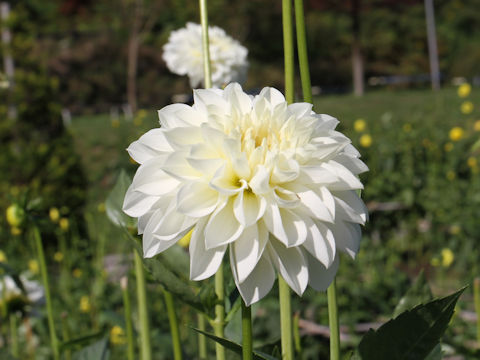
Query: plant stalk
xmin=121 ymin=277 xmax=135 ymax=360
xmin=279 ymin=276 xmax=293 ymax=360
xmin=327 ymin=278 xmax=340 ymax=360
xmin=293 ymin=311 xmax=302 ymax=357
xmin=282 ymin=0 xmax=295 ymax=104
xmin=134 ymin=250 xmax=152 ymax=360
xmin=474 ymin=278 xmax=480 ymax=344
xmin=33 ymin=227 xmax=60 ymax=360
xmin=61 ymin=312 xmax=72 ymax=360
xmin=241 ymin=300 xmax=253 ymax=360
xmin=9 ymin=313 xmax=18 ymax=358
xmin=164 ymin=290 xmax=183 ymax=360
xmin=199 ymin=0 xmax=212 ymax=88
xmin=294 ymin=0 xmax=312 ymax=103
xmin=213 ymin=265 xmax=226 ymax=360
xmin=198 ymin=314 xmax=207 ymax=360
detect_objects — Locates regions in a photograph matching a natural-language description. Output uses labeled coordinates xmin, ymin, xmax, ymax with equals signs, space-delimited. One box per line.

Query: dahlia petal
xmin=271 ymin=157 xmax=300 ymax=183
xmin=210 ymin=166 xmax=247 ymax=195
xmin=233 ymin=190 xmax=266 ymax=226
xmin=131 ymin=159 xmax=180 ymax=196
xmin=224 ymin=83 xmax=252 ymax=115
xmin=298 ymin=189 xmax=334 ymax=223
xmin=330 ymin=221 xmax=362 ymax=259
xmin=268 ymin=240 xmax=308 ymax=296
xmin=288 ymin=102 xmax=313 ymax=118
xmin=162 ymin=151 xmax=202 ymax=180
xmin=127 ymin=129 xmax=172 ymax=164
xmin=334 ymin=153 xmax=368 ymax=175
xmin=302 ymin=219 xmax=336 ymax=268
xmin=231 ymin=222 xmax=268 ymax=283
xmin=193 ymin=89 xmax=229 ymax=114
xmin=258 ymin=87 xmax=285 ymax=107
xmin=322 ymin=161 xmax=364 ymax=190
xmin=249 ymin=165 xmax=270 ymax=195
xmin=223 ymin=138 xmax=251 ymax=179
xmin=158 ymin=104 xmax=197 ymax=128
xmin=204 ymin=198 xmax=244 ymax=249
xmin=123 ymin=186 xmax=160 ymax=217
xmin=263 ymin=204 xmax=307 ymax=247
xmin=177 ymin=181 xmax=219 ymax=218
xmin=190 ymin=219 xmax=227 ymax=281
xmin=334 ymin=191 xmax=368 ymax=224
xmin=163 ymin=127 xmax=203 ymax=149
xmin=306 ymin=252 xmax=340 ymax=291
xmin=230 ymin=249 xmax=275 ymax=306
xmin=152 ymin=205 xmax=197 ymax=241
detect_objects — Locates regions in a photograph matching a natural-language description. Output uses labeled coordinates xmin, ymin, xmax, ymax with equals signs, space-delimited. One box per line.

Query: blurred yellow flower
xmin=449 ymin=224 xmax=461 ymax=235
xmin=354 ymin=118 xmax=367 ymax=132
xmin=73 ymin=268 xmax=83 ymax=278
xmin=59 ymin=218 xmax=69 ymax=232
xmin=402 ymin=123 xmax=412 ymax=133
xmin=97 ymin=203 xmax=106 ymax=213
xmin=461 ymin=101 xmax=473 ymax=114
xmin=457 ymin=83 xmax=471 ymax=98
xmin=430 ymin=257 xmax=440 ymax=267
xmin=49 ymin=207 xmax=60 ymax=223
xmin=474 ymin=120 xmax=480 ymax=132
xmin=359 ymin=134 xmax=372 ymax=148
xmin=29 ymin=259 xmax=39 ymax=274
xmin=449 ymin=127 xmax=464 ymax=141
xmin=6 ymin=204 xmax=24 ymax=227
xmin=178 ymin=228 xmax=193 ymax=248
xmin=111 ymin=118 xmax=120 ymax=128
xmin=444 ymin=142 xmax=454 ymax=152
xmin=11 ymin=227 xmax=22 ymax=236
xmin=467 ymin=157 xmax=477 ymax=168
xmin=441 ymin=248 xmax=454 ymax=267
xmin=0 ymin=250 xmax=7 ymax=263
xmin=446 ymin=170 xmax=456 ymax=181
xmin=54 ymin=252 xmax=64 ymax=262
xmin=110 ymin=326 xmax=127 ymax=345
xmin=79 ymin=296 xmax=91 ymax=313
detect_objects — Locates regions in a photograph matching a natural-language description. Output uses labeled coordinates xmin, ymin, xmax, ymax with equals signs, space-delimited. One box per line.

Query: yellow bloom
xmin=359 ymin=134 xmax=372 ymax=148
xmin=354 ymin=119 xmax=367 ymax=132
xmin=0 ymin=250 xmax=7 ymax=263
xmin=402 ymin=123 xmax=412 ymax=133
xmin=446 ymin=170 xmax=456 ymax=181
xmin=457 ymin=83 xmax=471 ymax=98
xmin=467 ymin=157 xmax=477 ymax=168
xmin=178 ymin=228 xmax=193 ymax=248
xmin=29 ymin=259 xmax=39 ymax=274
xmin=449 ymin=127 xmax=464 ymax=142
xmin=59 ymin=218 xmax=69 ymax=232
xmin=461 ymin=101 xmax=473 ymax=115
xmin=54 ymin=252 xmax=64 ymax=262
xmin=110 ymin=326 xmax=127 ymax=345
xmin=444 ymin=142 xmax=454 ymax=152
xmin=430 ymin=257 xmax=440 ymax=267
xmin=79 ymin=295 xmax=91 ymax=313
xmin=11 ymin=227 xmax=22 ymax=236
xmin=474 ymin=120 xmax=480 ymax=132
xmin=6 ymin=204 xmax=24 ymax=227
xmin=73 ymin=268 xmax=83 ymax=278
xmin=441 ymin=248 xmax=454 ymax=267
xmin=449 ymin=224 xmax=461 ymax=235
xmin=49 ymin=207 xmax=60 ymax=223
xmin=97 ymin=203 xmax=106 ymax=213
xmin=111 ymin=118 xmax=120 ymax=128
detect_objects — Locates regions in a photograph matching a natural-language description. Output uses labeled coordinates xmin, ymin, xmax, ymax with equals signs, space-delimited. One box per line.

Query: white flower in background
xmin=163 ymin=22 xmax=248 ymax=88
xmin=123 ymin=83 xmax=368 ymax=305
xmin=0 ymin=275 xmax=44 ymax=304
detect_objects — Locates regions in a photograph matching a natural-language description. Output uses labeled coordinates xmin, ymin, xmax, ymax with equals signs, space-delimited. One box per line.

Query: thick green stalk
xmin=198 ymin=314 xmax=207 ymax=360
xmin=134 ymin=251 xmax=151 ymax=360
xmin=213 ymin=265 xmax=226 ymax=360
xmin=61 ymin=312 xmax=72 ymax=360
xmin=241 ymin=300 xmax=253 ymax=360
xmin=474 ymin=278 xmax=480 ymax=343
xmin=33 ymin=227 xmax=59 ymax=360
xmin=9 ymin=313 xmax=18 ymax=358
xmin=293 ymin=312 xmax=302 ymax=357
xmin=199 ymin=0 xmax=212 ymax=88
xmin=294 ymin=0 xmax=312 ymax=103
xmin=282 ymin=0 xmax=295 ymax=104
xmin=121 ymin=277 xmax=135 ymax=360
xmin=279 ymin=276 xmax=293 ymax=360
xmin=327 ymin=278 xmax=340 ymax=360
xmin=164 ymin=290 xmax=183 ymax=360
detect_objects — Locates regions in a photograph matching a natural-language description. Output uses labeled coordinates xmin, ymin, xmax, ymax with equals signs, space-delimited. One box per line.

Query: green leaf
xmin=191 ymin=328 xmax=279 ymax=360
xmin=105 ymin=169 xmax=136 ymax=229
xmin=358 ymin=287 xmax=465 ymax=360
xmin=393 ymin=270 xmax=433 ymax=318
xmin=72 ymin=337 xmax=110 ymax=360
xmin=60 ymin=331 xmax=105 ymax=351
xmin=424 ymin=344 xmax=443 ymax=360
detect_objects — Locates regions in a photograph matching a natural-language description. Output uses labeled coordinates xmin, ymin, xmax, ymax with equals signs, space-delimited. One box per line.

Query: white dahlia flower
xmin=162 ymin=22 xmax=248 ymax=88
xmin=123 ymin=83 xmax=368 ymax=305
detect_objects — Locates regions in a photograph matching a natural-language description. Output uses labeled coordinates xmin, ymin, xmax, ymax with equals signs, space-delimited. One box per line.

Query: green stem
xmin=198 ymin=314 xmax=207 ymax=360
xmin=294 ymin=0 xmax=312 ymax=104
xmin=213 ymin=265 xmax=225 ymax=360
xmin=134 ymin=251 xmax=151 ymax=360
xmin=61 ymin=312 xmax=72 ymax=360
xmin=279 ymin=276 xmax=293 ymax=360
xmin=327 ymin=278 xmax=340 ymax=360
xmin=241 ymin=300 xmax=253 ymax=360
xmin=282 ymin=0 xmax=295 ymax=104
xmin=121 ymin=277 xmax=135 ymax=360
xmin=164 ymin=290 xmax=183 ymax=360
xmin=199 ymin=0 xmax=212 ymax=88
xmin=474 ymin=278 xmax=480 ymax=344
xmin=9 ymin=313 xmax=18 ymax=358
xmin=293 ymin=312 xmax=302 ymax=357
xmin=33 ymin=227 xmax=59 ymax=360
